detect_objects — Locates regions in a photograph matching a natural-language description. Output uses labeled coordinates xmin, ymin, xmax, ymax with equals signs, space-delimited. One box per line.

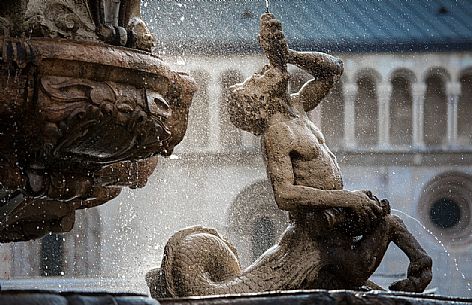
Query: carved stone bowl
xmin=0 ymin=36 xmax=196 ymax=242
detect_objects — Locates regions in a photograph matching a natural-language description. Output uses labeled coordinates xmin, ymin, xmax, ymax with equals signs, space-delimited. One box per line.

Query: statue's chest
xmin=293 ymin=124 xmax=325 ymax=160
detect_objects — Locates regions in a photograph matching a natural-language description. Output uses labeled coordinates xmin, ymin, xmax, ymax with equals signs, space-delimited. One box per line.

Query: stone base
xmin=158 ymin=290 xmax=472 ymax=305
xmin=0 ymin=290 xmax=159 ymax=305
xmin=2 ymin=290 xmax=471 ymax=305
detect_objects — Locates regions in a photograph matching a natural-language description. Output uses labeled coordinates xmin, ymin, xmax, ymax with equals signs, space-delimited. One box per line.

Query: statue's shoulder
xmin=264 ymin=118 xmax=298 ymax=148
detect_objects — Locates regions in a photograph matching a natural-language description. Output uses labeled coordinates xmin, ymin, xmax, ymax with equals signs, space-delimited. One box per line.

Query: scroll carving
xmin=38 ymin=76 xmax=172 ymax=163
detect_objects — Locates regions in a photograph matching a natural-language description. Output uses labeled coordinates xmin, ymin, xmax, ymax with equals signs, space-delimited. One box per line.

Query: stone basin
xmin=0 ymin=36 xmax=196 ymax=242
xmin=1 ymin=289 xmax=471 ymax=305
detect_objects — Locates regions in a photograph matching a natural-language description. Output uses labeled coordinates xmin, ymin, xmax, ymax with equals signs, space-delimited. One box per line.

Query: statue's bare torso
xmin=263 ymin=105 xmax=348 ymax=232
xmin=239 ymin=65 xmax=344 ymax=194
xmin=288 ymin=118 xmax=343 ymax=191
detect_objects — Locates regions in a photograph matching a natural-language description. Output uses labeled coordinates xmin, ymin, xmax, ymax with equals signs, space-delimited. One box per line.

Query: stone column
xmin=412 ymin=83 xmax=426 ymax=148
xmin=447 ymin=82 xmax=460 ymax=146
xmin=343 ymin=83 xmax=357 ymax=148
xmin=377 ymin=82 xmax=392 ymax=148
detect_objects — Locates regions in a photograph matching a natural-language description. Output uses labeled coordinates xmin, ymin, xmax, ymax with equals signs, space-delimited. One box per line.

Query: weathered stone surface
xmin=148 ymin=13 xmax=432 ymax=298
xmin=0 ymin=35 xmax=196 ymax=242
xmin=0 ymin=290 xmax=160 ymax=305
xmin=0 ymin=0 xmax=196 ymax=242
xmin=1 ymin=289 xmax=471 ymax=305
xmin=0 ymin=1 xmax=154 ymax=51
xmin=158 ymin=290 xmax=472 ymax=305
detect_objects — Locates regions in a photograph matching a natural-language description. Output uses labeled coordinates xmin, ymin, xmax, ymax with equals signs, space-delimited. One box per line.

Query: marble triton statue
xmin=146 ymin=13 xmax=432 ymax=298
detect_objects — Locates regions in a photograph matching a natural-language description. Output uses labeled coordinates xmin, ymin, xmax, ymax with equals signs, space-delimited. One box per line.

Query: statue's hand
xmin=360 ymin=190 xmax=391 ymax=216
xmin=259 ymin=13 xmax=289 ymax=68
xmin=350 ymin=191 xmax=385 ymax=226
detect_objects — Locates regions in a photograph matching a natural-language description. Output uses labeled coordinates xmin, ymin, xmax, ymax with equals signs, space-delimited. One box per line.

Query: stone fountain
xmin=0 ymin=1 xmax=471 ymax=305
xmin=0 ymin=0 xmax=196 ymax=242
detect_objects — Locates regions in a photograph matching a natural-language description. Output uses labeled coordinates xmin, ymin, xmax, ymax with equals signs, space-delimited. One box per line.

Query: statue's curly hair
xmin=227 ymin=69 xmax=292 ymax=136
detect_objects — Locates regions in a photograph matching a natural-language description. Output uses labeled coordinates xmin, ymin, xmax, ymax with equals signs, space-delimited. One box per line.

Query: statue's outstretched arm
xmin=263 ymin=124 xmax=382 ymax=218
xmin=288 ymin=50 xmax=343 ymax=80
xmin=288 ymin=51 xmax=344 ymax=112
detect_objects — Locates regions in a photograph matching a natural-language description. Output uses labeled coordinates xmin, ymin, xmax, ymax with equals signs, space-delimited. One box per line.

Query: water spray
xmin=392 ymin=208 xmax=472 ymax=291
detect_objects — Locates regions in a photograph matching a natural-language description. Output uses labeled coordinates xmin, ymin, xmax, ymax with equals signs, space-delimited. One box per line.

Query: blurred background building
xmin=1 ymin=0 xmax=472 ymax=297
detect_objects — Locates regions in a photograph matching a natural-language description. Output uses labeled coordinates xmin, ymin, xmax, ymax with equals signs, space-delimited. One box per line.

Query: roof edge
xmin=156 ymin=39 xmax=472 ymax=56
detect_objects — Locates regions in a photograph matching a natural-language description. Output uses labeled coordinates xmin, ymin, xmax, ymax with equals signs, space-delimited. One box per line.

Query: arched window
xmin=424 ymin=74 xmax=448 ymax=146
xmin=40 ymin=233 xmax=64 ymax=276
xmin=390 ymin=76 xmax=413 ymax=145
xmin=458 ymin=71 xmax=472 ymax=146
xmin=355 ymin=75 xmax=378 ymax=146
xmin=220 ymin=70 xmax=243 ymax=149
xmin=251 ymin=217 xmax=275 ymax=261
xmin=321 ymin=81 xmax=344 ymax=148
xmin=181 ymin=70 xmax=210 ymax=149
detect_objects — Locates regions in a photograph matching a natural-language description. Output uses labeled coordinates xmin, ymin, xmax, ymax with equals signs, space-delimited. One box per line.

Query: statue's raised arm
xmin=288 ymin=49 xmax=343 ymax=111
xmin=258 ymin=13 xmax=344 ymax=111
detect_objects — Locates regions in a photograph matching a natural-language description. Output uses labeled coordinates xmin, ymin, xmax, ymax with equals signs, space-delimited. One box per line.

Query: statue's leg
xmin=330 ymin=214 xmax=432 ymax=292
xmin=317 ymin=218 xmax=392 ymax=289
xmin=387 ymin=215 xmax=432 ymax=292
